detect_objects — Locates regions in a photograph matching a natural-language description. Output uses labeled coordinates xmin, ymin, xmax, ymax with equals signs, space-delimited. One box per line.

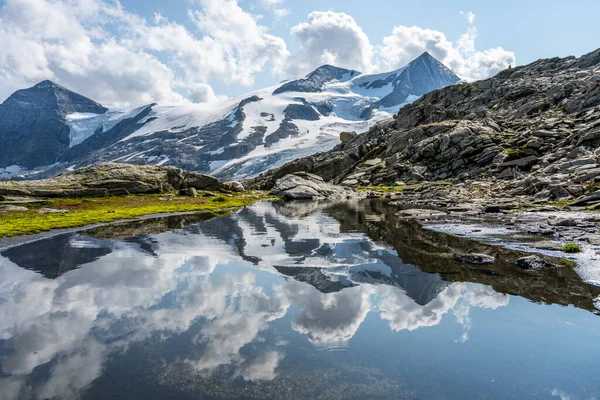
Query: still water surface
xmin=1 ymin=201 xmax=599 ymax=399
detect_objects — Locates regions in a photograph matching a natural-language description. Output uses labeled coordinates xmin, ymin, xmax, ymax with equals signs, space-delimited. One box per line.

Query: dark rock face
xmin=249 ymin=48 xmax=600 ymax=207
xmin=0 ymin=80 xmax=107 ymax=168
xmin=273 ymin=65 xmax=360 ymax=95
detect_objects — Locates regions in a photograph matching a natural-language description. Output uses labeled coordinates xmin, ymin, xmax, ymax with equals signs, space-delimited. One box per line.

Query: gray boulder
xmin=340 ymin=131 xmax=358 ymax=143
xmin=222 ymin=181 xmax=245 ymax=192
xmin=271 ymin=173 xmax=352 ymax=200
xmin=182 ymin=172 xmax=220 ymax=191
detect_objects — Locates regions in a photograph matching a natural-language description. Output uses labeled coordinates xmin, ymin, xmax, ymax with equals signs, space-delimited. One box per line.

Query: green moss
xmin=583 ymin=181 xmax=600 ymax=192
xmin=561 ymin=243 xmax=582 ymax=253
xmin=0 ymin=192 xmax=269 ymax=238
xmin=211 ymin=195 xmax=229 ymax=203
xmin=505 ymin=147 xmax=527 ymax=160
xmin=559 ymin=258 xmax=577 ymax=268
xmin=548 ymin=199 xmax=574 ymax=208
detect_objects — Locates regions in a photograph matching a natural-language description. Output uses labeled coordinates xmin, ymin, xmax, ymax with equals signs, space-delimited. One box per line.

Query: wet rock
xmin=516 ymin=255 xmax=555 ymax=270
xmin=533 ymin=241 xmax=564 ymax=251
xmin=458 ymin=253 xmax=496 ymax=264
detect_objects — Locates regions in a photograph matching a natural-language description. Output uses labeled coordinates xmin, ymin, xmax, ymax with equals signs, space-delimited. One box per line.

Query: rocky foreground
xmin=248 ymin=48 xmax=600 ymax=210
xmin=0 ymin=163 xmax=244 ymax=200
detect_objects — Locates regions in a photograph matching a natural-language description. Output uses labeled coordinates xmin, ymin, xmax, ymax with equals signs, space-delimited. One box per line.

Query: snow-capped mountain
xmin=0 ymin=52 xmax=460 ymax=180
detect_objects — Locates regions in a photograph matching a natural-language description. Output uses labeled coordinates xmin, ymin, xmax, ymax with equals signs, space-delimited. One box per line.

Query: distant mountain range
xmin=0 ymin=52 xmax=460 ymax=180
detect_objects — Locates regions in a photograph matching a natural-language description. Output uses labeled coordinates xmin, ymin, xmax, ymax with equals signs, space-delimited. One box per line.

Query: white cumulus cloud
xmin=287 ymin=11 xmax=374 ymax=77
xmin=0 ymin=0 xmax=290 ymax=106
xmin=0 ymin=2 xmax=517 ymax=106
xmin=377 ymin=12 xmax=515 ymax=80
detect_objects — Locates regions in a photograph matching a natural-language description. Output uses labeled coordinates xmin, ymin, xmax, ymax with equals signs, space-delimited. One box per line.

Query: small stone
xmin=516 ymin=255 xmax=555 ymax=270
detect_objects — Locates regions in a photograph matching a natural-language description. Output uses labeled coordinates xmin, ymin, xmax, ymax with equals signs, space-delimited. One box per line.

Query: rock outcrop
xmin=248 ymin=48 xmax=600 ymax=207
xmin=0 ymin=163 xmax=231 ymax=198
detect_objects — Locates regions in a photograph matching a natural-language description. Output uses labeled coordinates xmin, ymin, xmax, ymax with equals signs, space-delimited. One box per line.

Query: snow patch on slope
xmin=66 ymin=107 xmax=146 ymax=147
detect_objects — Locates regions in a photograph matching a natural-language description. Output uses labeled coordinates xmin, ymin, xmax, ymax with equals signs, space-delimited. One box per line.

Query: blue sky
xmin=0 ymin=0 xmax=598 ymax=105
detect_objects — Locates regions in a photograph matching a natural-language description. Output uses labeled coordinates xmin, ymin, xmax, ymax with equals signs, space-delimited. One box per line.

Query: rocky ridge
xmin=248 ymin=48 xmax=600 ymax=209
xmin=0 ymin=163 xmax=243 ymax=198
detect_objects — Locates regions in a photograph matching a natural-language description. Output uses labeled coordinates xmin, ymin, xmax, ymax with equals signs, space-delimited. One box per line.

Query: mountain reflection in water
xmin=1 ymin=200 xmax=599 ymax=400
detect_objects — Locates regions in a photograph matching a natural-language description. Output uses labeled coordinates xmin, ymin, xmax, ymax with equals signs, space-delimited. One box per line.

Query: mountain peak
xmin=34 ymin=79 xmax=62 ymax=89
xmin=274 ymin=64 xmax=361 ymax=95
xmin=307 ymin=64 xmax=361 ymax=78
xmin=2 ymin=79 xmax=107 ymax=115
xmin=412 ymin=51 xmax=440 ymax=65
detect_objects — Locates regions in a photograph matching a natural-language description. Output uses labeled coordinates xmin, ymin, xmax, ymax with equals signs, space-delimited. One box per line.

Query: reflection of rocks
xmin=1 ymin=213 xmax=217 ymax=277
xmin=323 ymin=200 xmax=600 ymax=313
xmin=516 ymin=255 xmax=555 ymax=270
xmin=2 ymin=200 xmax=598 ymax=399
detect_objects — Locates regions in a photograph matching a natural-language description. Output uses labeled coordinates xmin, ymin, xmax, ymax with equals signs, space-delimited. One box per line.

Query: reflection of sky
xmin=1 ymin=203 xmax=599 ymax=399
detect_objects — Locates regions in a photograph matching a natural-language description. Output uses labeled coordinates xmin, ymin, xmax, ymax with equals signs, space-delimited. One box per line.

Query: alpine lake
xmin=1 ymin=199 xmax=599 ymax=400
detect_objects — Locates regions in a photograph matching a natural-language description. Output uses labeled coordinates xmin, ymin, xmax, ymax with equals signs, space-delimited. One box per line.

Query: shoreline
xmin=0 ymin=208 xmax=233 ymax=251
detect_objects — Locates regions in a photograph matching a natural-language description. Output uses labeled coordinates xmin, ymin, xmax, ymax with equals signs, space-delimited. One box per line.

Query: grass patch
xmin=505 ymin=146 xmax=528 ymax=160
xmin=0 ymin=191 xmax=269 ymax=238
xmin=561 ymin=243 xmax=582 ymax=253
xmin=559 ymin=258 xmax=577 ymax=268
xmin=548 ymin=199 xmax=574 ymax=208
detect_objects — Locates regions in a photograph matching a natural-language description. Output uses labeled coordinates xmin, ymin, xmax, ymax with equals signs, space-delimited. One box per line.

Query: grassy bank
xmin=0 ymin=192 xmax=269 ymax=238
